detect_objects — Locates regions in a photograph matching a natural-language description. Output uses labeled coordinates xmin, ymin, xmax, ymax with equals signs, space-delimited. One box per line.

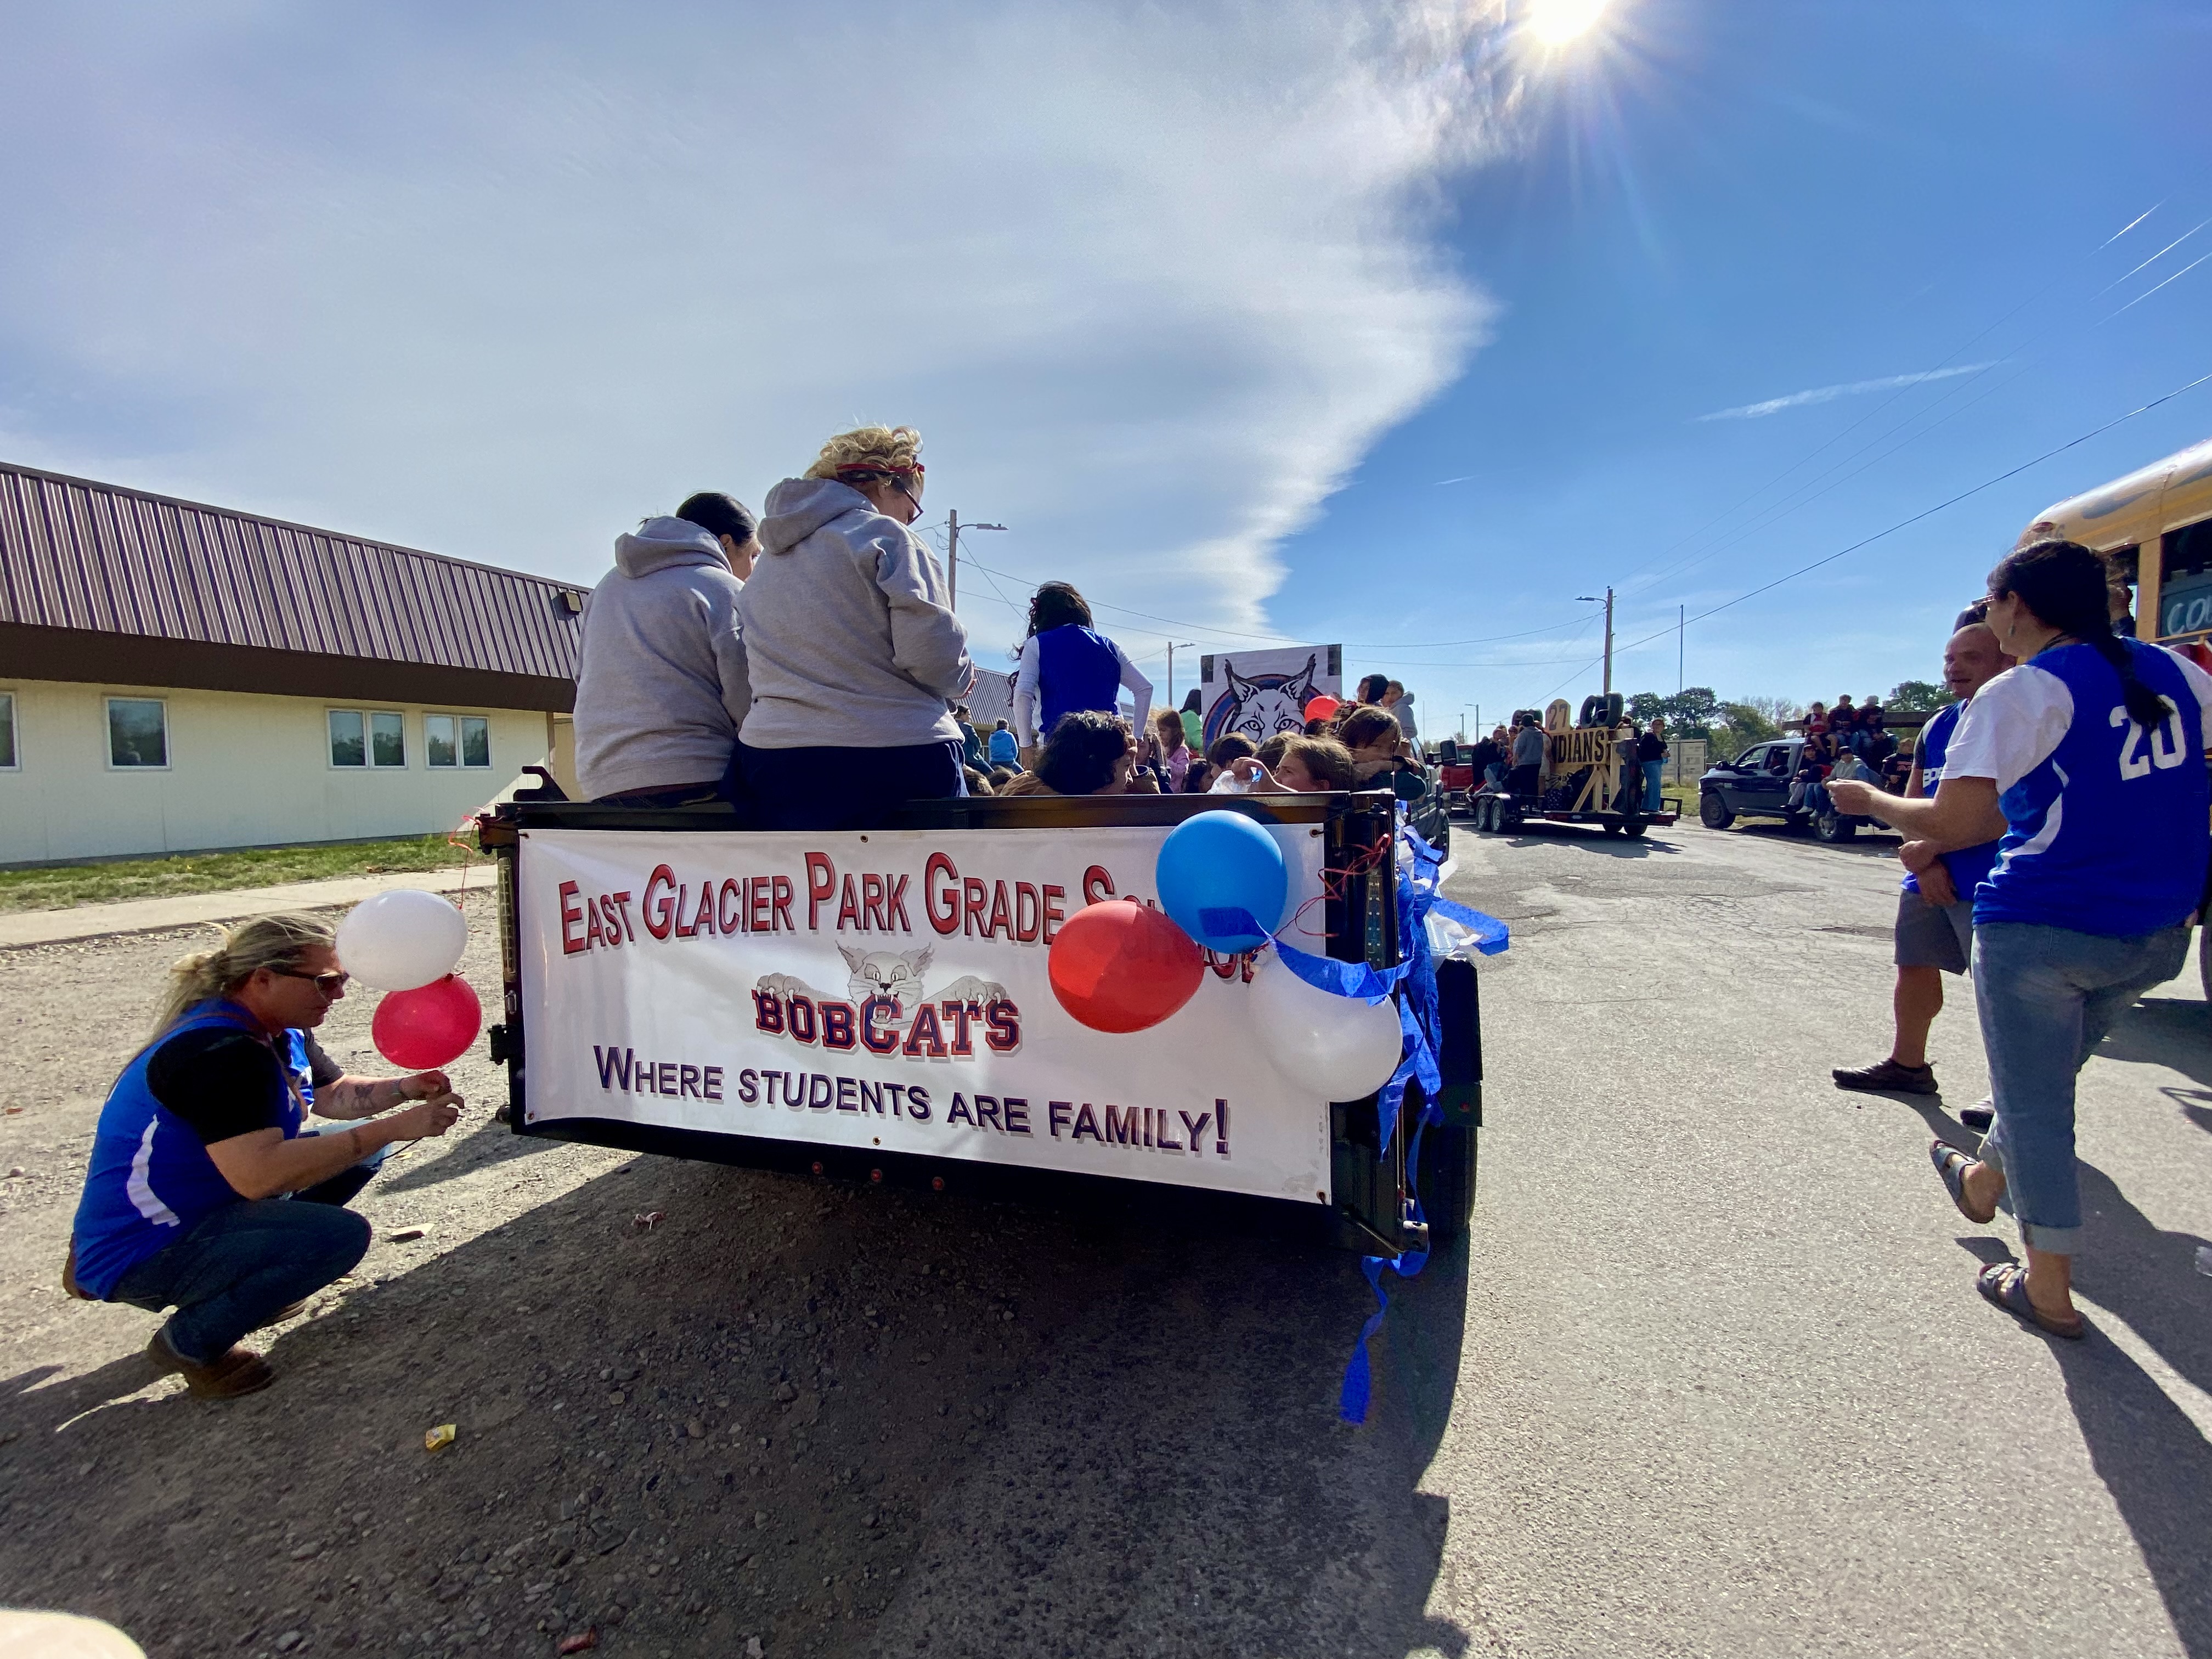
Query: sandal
xmin=1976 ymin=1262 xmax=2085 ymax=1340
xmin=1929 ymin=1139 xmax=1997 ymax=1225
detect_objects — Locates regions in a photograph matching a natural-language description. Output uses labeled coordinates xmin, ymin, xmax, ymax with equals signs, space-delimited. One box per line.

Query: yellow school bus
xmin=2027 ymin=436 xmax=2212 ymax=995
xmin=2021 ymin=434 xmax=2212 ymax=641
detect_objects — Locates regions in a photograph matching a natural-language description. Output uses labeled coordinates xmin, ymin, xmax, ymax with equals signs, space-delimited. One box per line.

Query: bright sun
xmin=1526 ymin=0 xmax=1610 ymax=45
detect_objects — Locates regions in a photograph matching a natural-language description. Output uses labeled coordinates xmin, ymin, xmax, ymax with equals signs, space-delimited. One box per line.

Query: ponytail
xmin=148 ymin=912 xmax=336 ymax=1042
xmin=1987 ymin=539 xmax=2169 ymax=727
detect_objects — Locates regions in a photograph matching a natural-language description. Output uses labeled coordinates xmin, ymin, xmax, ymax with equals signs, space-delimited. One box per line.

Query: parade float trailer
xmin=1464 ymin=693 xmax=1679 ymax=839
xmin=479 ymin=791 xmax=1483 ymax=1259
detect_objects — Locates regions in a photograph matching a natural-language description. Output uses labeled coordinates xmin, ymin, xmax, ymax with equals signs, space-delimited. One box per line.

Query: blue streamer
xmin=1334 ymin=811 xmax=1505 ymax=1425
xmin=1339 ymin=1113 xmax=1431 ymax=1425
xmin=1272 ymin=940 xmax=1406 ymax=1004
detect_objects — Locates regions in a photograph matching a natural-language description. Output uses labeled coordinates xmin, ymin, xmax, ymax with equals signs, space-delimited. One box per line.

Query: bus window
xmin=2158 ymin=517 xmax=2212 ymax=640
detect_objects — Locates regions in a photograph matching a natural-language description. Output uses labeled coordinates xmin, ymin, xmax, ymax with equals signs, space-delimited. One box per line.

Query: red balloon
xmin=371 ymin=974 xmax=483 ymax=1070
xmin=1048 ymin=900 xmax=1204 ymax=1034
xmin=1303 ymin=695 xmax=1341 ymax=722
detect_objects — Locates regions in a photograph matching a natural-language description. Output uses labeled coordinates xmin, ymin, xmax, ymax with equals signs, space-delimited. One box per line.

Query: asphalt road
xmin=4 ymin=817 xmax=2208 ymax=1659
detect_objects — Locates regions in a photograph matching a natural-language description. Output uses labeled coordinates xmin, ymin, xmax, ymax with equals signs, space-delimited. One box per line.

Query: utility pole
xmin=1166 ymin=641 xmax=1197 ymax=708
xmin=1604 ymin=585 xmax=1615 ymax=696
xmin=1577 ymin=587 xmax=1617 ymax=695
xmin=1678 ymin=604 xmax=1684 ymax=695
xmin=944 ymin=509 xmax=1007 ymax=611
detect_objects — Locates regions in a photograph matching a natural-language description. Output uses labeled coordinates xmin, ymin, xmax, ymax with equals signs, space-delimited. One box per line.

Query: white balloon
xmin=337 ymin=889 xmax=469 ymax=991
xmin=1250 ymin=957 xmax=1406 ymax=1103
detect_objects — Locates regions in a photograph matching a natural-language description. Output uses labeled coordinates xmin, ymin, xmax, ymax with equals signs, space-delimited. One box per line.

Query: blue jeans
xmin=1640 ymin=758 xmax=1664 ymax=812
xmin=112 ymin=1197 xmax=370 ymax=1364
xmin=1972 ymin=921 xmax=2191 ymax=1255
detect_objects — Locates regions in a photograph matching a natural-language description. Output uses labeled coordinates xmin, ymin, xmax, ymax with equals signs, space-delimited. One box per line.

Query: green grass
xmin=0 ymin=834 xmax=486 ymax=913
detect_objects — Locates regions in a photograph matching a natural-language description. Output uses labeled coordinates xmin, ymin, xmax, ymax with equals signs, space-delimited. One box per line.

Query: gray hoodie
xmin=572 ymin=517 xmax=749 ymax=799
xmin=738 ymin=478 xmax=973 ymax=749
xmin=1391 ymin=691 xmax=1419 ymax=745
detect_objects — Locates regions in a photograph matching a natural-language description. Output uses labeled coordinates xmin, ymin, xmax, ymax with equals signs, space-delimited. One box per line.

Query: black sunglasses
xmin=274 ymin=968 xmax=351 ymax=997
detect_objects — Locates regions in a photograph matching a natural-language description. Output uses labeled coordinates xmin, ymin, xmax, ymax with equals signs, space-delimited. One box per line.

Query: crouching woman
xmin=66 ymin=915 xmax=462 ymax=1398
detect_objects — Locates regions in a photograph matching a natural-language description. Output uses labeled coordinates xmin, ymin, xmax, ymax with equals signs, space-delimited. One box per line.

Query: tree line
xmin=1623 ymin=680 xmax=1950 ymax=758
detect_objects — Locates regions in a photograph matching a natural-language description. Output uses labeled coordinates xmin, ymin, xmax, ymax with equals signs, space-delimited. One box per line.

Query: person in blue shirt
xmin=67 ymin=914 xmax=463 ymax=1398
xmin=1831 ymin=540 xmax=2212 ymax=1340
xmin=1009 ymin=583 xmax=1151 ymax=765
xmin=987 ymin=718 xmax=1020 ymax=769
xmin=1832 ymin=612 xmax=2013 ymax=1101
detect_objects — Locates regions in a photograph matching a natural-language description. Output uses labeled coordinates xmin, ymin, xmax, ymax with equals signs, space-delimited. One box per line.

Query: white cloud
xmin=0 ymin=1 xmax=1520 ymax=654
xmin=1697 ymin=363 xmax=1995 ymax=421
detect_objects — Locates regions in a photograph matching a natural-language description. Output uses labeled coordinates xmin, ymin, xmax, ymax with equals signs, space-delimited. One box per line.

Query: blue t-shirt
xmin=1945 ymin=640 xmax=2212 ymax=936
xmin=71 ymin=1003 xmax=311 ymax=1300
xmin=1901 ymin=699 xmax=2002 ymax=901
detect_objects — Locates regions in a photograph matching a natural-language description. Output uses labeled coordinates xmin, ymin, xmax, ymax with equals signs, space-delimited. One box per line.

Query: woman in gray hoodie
xmin=572 ymin=493 xmax=757 ymax=805
xmin=736 ymin=426 xmax=977 ymax=831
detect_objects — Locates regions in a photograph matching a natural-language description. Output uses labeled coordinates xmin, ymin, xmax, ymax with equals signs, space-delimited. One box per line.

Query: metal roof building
xmin=0 ymin=461 xmax=587 ymax=865
xmin=0 ymin=461 xmax=582 ymax=710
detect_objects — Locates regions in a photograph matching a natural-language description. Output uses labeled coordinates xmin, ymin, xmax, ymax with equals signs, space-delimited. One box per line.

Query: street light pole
xmin=1167 ymin=641 xmax=1197 ymax=708
xmin=944 ymin=510 xmax=1008 ymax=611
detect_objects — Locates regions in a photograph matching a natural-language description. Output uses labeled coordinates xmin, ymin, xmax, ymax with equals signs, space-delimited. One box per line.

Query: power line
xmin=1607 ymin=200 xmax=2168 ymax=604
xmin=955 ymin=552 xmax=1589 ymax=652
xmin=1533 ymin=366 xmax=2212 ymax=697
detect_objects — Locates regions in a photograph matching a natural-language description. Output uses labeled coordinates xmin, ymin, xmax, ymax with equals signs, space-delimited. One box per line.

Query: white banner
xmin=514 ymin=826 xmax=1335 ymax=1204
xmin=1197 ymin=645 xmax=1344 ymax=749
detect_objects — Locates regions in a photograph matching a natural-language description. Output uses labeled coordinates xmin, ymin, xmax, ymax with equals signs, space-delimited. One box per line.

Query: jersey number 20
xmin=2112 ymin=701 xmax=2185 ymax=780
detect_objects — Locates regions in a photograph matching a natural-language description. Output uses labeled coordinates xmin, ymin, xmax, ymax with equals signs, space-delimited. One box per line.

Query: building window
xmin=0 ymin=692 xmax=15 ymax=770
xmin=107 ymin=697 xmax=169 ymax=769
xmin=427 ymin=713 xmax=493 ymax=769
xmin=370 ymin=711 xmax=407 ymax=768
xmin=329 ymin=709 xmax=408 ymax=769
xmin=329 ymin=710 xmax=366 ymax=767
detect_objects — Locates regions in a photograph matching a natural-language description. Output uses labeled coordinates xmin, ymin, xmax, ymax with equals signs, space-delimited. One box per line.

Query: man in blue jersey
xmin=69 ymin=914 xmax=463 ymax=1398
xmin=1831 ymin=540 xmax=2212 ymax=1339
xmin=1833 ymin=614 xmax=2013 ymax=1106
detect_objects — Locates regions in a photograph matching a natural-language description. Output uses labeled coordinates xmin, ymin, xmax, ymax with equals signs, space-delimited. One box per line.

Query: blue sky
xmin=2 ymin=2 xmax=2207 ymax=730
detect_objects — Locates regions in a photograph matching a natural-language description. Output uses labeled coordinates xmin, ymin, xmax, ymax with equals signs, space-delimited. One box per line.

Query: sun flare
xmin=1525 ymin=0 xmax=1610 ymax=46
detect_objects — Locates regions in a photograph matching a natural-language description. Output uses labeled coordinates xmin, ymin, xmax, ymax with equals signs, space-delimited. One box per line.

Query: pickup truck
xmin=1695 ymin=737 xmax=1882 ymax=844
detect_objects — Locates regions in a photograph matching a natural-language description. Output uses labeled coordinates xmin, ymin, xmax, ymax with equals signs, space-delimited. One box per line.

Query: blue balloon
xmin=1156 ymin=811 xmax=1288 ymax=953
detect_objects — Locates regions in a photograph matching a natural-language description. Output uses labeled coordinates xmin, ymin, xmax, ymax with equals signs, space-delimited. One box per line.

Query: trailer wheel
xmin=1417 ymin=1118 xmax=1477 ymax=1244
xmin=1622 ymin=820 xmax=1649 ymax=838
xmin=1699 ymin=791 xmax=1734 ymax=830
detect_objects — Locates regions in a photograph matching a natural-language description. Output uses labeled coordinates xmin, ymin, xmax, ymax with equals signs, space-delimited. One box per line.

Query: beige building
xmin=0 ymin=462 xmax=584 ymax=865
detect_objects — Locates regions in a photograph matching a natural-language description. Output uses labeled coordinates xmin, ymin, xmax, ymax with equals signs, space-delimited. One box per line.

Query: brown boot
xmin=147 ymin=1330 xmax=275 ymax=1399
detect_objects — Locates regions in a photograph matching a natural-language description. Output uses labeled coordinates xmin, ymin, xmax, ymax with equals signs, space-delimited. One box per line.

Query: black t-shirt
xmin=146 ymin=1028 xmax=340 ymax=1147
xmin=1634 ymin=732 xmax=1667 ymax=762
xmin=1469 ymin=739 xmax=1502 ymax=769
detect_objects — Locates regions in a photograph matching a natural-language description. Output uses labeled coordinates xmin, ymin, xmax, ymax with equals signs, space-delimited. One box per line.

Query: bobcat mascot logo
xmin=752 ymin=945 xmax=1019 ymax=1058
xmin=758 ymin=945 xmax=1008 ymax=1015
xmin=1202 ymin=654 xmax=1323 ymax=748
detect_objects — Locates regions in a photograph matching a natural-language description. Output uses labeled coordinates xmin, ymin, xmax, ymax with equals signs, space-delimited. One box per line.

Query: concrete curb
xmin=0 ymin=866 xmax=493 ymax=950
